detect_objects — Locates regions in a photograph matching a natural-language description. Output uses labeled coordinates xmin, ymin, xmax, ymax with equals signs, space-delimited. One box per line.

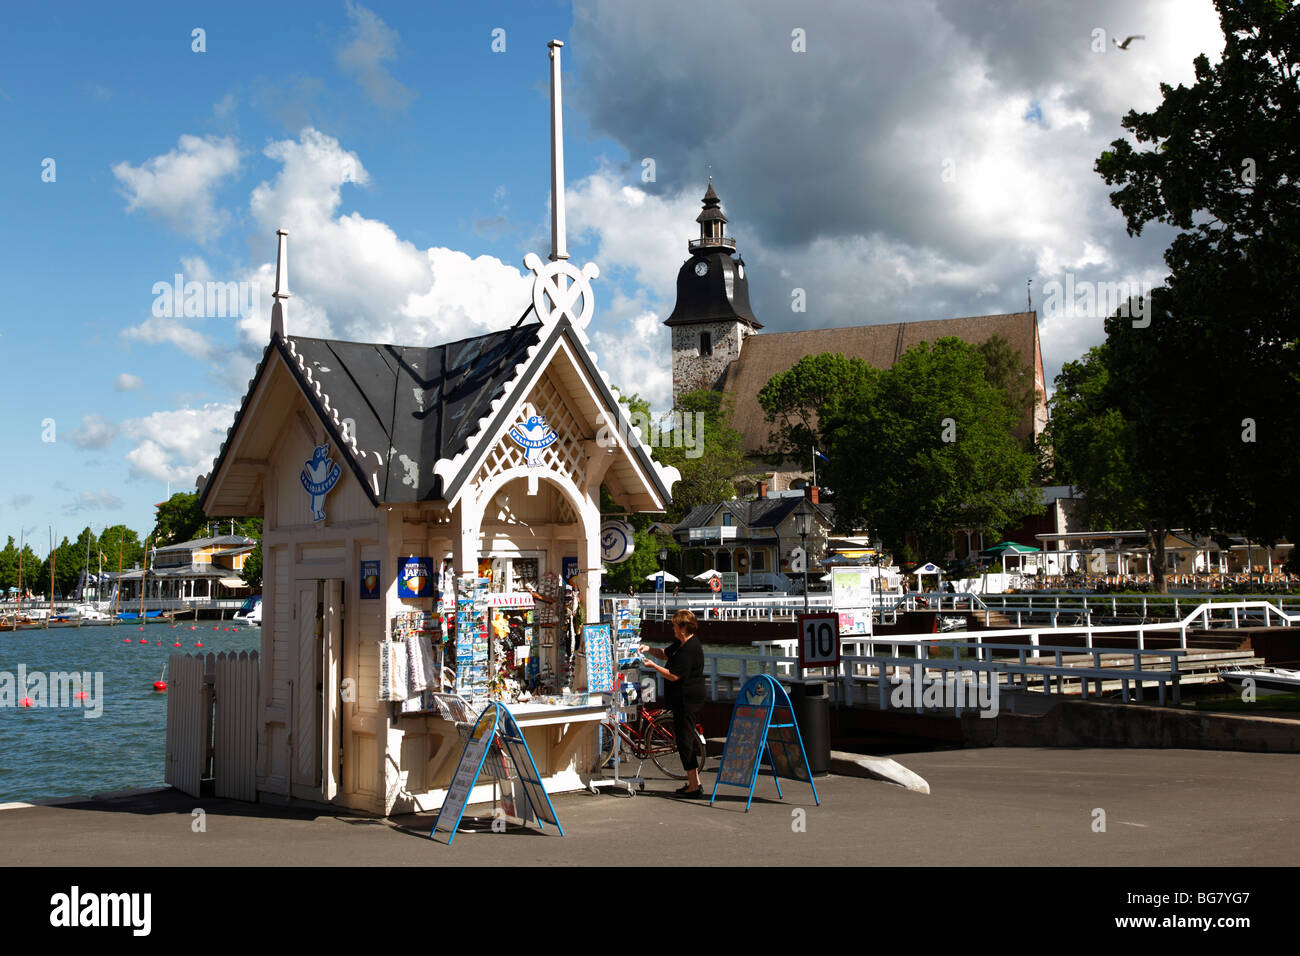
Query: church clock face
xmin=694 ymin=261 xmax=708 ymax=277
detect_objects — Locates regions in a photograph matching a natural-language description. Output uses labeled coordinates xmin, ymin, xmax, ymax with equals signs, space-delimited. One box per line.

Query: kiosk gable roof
xmin=202 ymin=316 xmax=677 ymax=514
xmin=284 ymin=325 xmax=541 ymax=502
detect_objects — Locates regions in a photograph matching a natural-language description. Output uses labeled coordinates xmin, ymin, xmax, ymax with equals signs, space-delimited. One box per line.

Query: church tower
xmin=665 ymin=181 xmax=762 ymax=405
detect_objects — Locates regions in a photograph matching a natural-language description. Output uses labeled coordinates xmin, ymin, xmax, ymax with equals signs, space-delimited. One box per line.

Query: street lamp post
xmin=794 ymin=513 xmax=811 ymax=613
xmin=658 ymin=547 xmax=667 ymax=618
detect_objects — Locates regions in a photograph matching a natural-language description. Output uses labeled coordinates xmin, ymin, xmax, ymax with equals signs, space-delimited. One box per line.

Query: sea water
xmin=0 ymin=621 xmax=260 ymax=804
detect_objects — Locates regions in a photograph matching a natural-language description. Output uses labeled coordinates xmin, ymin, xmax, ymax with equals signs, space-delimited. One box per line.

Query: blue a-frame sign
xmin=431 ymin=702 xmax=564 ymax=844
xmin=711 ymin=674 xmax=820 ymax=811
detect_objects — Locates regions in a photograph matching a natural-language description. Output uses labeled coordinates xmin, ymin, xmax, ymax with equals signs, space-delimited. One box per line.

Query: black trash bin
xmin=783 ymin=680 xmax=831 ymax=776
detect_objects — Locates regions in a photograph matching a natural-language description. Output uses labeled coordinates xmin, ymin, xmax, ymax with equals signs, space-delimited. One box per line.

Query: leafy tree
xmin=597 ymin=389 xmax=674 ymax=591
xmin=1042 ymin=337 xmax=1178 ymax=590
xmin=976 ymin=335 xmax=1038 ymax=445
xmin=151 ymin=492 xmax=208 ymax=546
xmin=824 ymin=337 xmax=1041 ymax=560
xmin=0 ymin=537 xmax=18 ymax=594
xmin=757 ymin=353 xmax=877 ymax=463
xmin=1095 ymin=0 xmax=1300 ymax=567
xmin=238 ymin=517 xmax=264 ymax=589
xmin=99 ymin=525 xmax=144 ymax=573
xmin=37 ymin=536 xmax=81 ymax=598
xmin=654 ymin=389 xmax=747 ymax=522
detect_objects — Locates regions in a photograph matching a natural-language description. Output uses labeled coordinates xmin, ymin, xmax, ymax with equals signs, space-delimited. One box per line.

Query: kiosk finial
xmin=271 ymin=228 xmax=289 ymax=339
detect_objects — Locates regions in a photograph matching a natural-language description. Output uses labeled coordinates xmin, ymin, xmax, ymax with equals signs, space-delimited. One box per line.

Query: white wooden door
xmin=292 ymin=581 xmax=322 ymax=794
xmin=322 ymin=579 xmax=343 ymax=801
xmin=290 ymin=578 xmax=343 ymax=802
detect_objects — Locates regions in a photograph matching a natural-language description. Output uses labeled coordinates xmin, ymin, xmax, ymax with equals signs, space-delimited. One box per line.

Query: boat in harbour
xmin=1218 ymin=665 xmax=1300 ymax=696
xmin=232 ymin=595 xmax=262 ymax=626
xmin=116 ymin=609 xmax=177 ymax=622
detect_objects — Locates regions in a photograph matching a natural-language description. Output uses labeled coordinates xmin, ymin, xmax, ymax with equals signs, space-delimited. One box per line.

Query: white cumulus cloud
xmin=121 ymin=404 xmax=239 ymax=485
xmin=112 ymin=134 xmax=242 ymax=240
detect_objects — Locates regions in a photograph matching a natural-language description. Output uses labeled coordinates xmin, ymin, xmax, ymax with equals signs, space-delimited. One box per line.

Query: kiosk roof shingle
xmin=283 ymin=325 xmax=542 ymax=503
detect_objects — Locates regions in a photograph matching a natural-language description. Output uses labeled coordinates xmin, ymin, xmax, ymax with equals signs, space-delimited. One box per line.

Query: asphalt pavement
xmin=1 ymin=748 xmax=1296 ymax=866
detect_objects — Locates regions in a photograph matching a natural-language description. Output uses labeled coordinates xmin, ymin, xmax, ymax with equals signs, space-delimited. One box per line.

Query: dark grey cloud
xmin=68 ymin=414 xmax=119 ymax=450
xmin=568 ymin=0 xmax=1222 ymax=386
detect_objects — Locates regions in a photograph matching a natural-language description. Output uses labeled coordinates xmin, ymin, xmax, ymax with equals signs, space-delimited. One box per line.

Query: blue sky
xmin=0 ymin=0 xmax=1226 ymax=552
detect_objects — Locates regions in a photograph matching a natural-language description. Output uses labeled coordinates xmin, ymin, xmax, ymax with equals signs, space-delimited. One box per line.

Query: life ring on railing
xmin=709 ymin=577 xmax=722 ymax=593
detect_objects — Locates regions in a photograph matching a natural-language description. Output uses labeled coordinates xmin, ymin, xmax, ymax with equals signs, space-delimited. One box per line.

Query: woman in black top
xmin=640 ymin=609 xmax=707 ymax=796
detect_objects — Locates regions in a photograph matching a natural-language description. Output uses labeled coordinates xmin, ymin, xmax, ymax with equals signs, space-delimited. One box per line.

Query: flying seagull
xmin=1113 ymin=34 xmax=1145 ymax=50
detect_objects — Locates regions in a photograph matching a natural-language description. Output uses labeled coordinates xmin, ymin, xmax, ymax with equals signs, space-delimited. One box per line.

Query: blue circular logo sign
xmin=600 ymin=519 xmax=635 ymax=565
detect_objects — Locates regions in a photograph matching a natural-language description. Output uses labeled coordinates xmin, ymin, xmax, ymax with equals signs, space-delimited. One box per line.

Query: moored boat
xmin=1218 ymin=665 xmax=1300 ymax=696
xmin=232 ymin=595 xmax=262 ymax=626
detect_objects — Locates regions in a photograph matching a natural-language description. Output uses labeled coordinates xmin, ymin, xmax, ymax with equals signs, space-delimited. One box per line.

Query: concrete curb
xmin=829 ymin=751 xmax=930 ymax=794
xmin=0 ymin=786 xmax=171 ymax=813
xmin=0 ymin=795 xmax=92 ymax=812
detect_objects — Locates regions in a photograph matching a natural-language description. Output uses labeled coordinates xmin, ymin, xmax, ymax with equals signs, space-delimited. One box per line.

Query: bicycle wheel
xmin=647 ymin=712 xmax=708 ymax=780
xmin=598 ymin=719 xmax=639 ymax=770
xmin=596 ymin=720 xmax=617 ymax=769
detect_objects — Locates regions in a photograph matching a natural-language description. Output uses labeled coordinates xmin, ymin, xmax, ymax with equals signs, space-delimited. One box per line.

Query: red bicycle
xmin=597 ymin=668 xmax=707 ymax=780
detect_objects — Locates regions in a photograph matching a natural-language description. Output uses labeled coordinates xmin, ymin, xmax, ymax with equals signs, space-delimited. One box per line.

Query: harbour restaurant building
xmin=198 ymin=239 xmax=678 ymax=815
xmin=105 ymin=534 xmax=255 ymax=606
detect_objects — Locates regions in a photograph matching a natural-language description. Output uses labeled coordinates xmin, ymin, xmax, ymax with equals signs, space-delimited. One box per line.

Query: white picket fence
xmin=164 ymin=651 xmax=259 ymax=800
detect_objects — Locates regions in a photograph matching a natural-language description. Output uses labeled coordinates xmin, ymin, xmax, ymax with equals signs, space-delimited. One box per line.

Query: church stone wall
xmin=671 ymin=320 xmax=747 ymax=404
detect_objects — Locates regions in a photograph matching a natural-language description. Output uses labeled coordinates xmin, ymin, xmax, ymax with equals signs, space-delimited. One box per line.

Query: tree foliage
xmin=99 ymin=525 xmax=144 ymax=572
xmin=1094 ymin=0 xmax=1300 ymax=565
xmin=654 ymin=389 xmax=747 ymax=522
xmin=757 ymin=352 xmax=877 ymax=463
xmin=0 ymin=537 xmax=44 ymax=596
xmin=824 ymin=337 xmax=1041 ymax=560
xmin=151 ymin=492 xmax=208 ymax=546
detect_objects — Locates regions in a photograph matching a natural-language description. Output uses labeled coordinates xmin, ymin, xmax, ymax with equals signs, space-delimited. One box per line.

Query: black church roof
xmin=663 ymin=252 xmax=762 ymax=329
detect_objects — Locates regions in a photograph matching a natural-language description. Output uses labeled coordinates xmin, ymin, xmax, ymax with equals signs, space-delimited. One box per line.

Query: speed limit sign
xmin=797 ymin=613 xmax=839 ymax=669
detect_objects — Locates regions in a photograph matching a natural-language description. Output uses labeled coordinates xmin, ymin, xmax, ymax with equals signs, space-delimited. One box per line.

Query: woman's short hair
xmin=671 ymin=609 xmax=698 ymax=636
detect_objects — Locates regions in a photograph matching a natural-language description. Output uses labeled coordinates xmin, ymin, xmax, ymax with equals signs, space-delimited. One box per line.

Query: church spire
xmin=692 ymin=179 xmax=733 ymax=252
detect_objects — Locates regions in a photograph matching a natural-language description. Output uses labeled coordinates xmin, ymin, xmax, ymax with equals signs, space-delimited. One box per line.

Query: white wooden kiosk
xmin=197 ymin=41 xmax=678 ymax=816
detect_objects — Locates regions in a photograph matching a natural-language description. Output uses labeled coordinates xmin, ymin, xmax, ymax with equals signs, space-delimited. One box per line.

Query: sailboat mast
xmin=140 ymin=537 xmax=148 ymax=620
xmin=114 ymin=536 xmax=123 ymax=619
xmin=16 ymin=531 xmax=23 ymax=619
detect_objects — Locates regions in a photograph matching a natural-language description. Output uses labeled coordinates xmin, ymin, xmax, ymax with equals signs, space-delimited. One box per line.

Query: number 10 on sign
xmin=797 ymin=613 xmax=839 ymax=669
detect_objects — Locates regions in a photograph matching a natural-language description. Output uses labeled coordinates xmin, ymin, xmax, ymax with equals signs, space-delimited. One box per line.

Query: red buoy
xmin=18 ymin=697 xmax=34 ymax=708
xmin=173 ymin=642 xmax=182 ymax=647
xmin=124 ymin=638 xmax=132 ymax=643
xmin=153 ymin=681 xmax=167 ymax=692
xmin=139 ymin=638 xmax=148 ymax=644
xmin=195 ymin=641 xmax=203 ymax=647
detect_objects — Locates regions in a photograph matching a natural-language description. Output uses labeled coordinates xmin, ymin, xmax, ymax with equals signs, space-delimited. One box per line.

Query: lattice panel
xmin=474 ymin=369 xmax=587 ymax=498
